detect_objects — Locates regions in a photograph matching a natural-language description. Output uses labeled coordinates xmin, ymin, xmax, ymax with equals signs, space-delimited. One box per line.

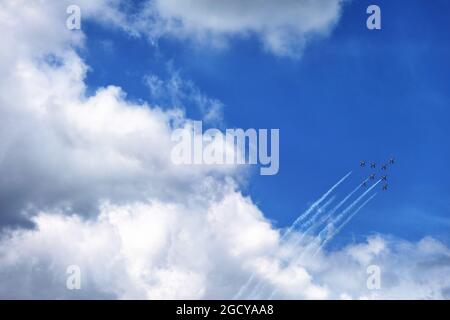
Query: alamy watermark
xmin=66 ymin=5 xmax=81 ymax=30
xmin=366 ymin=264 xmax=381 ymax=290
xmin=66 ymin=265 xmax=81 ymax=290
xmin=171 ymin=121 xmax=279 ymax=175
xmin=367 ymin=5 xmax=381 ymax=30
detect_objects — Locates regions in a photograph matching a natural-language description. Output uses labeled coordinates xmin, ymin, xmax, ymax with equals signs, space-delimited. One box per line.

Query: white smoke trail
xmin=244 ymin=196 xmax=337 ymax=300
xmin=234 ymin=172 xmax=351 ymax=299
xmin=296 ymin=195 xmax=336 ymax=234
xmin=248 ymin=277 xmax=267 ymax=299
xmin=288 ymin=179 xmax=368 ymax=258
xmin=331 ymin=179 xmax=381 ymax=225
xmin=267 ymin=179 xmax=381 ymax=300
xmin=313 ymin=192 xmax=378 ymax=257
xmin=248 ymin=177 xmax=349 ymax=299
xmin=309 ymin=180 xmax=380 ymax=252
xmin=267 ymin=191 xmax=379 ymax=300
xmin=232 ymin=273 xmax=255 ymax=300
xmin=295 ymin=182 xmax=365 ymax=245
xmin=323 ymin=181 xmax=366 ymax=222
xmin=297 ymin=181 xmax=381 ymax=269
xmin=252 ymin=176 xmax=355 ymax=299
xmin=282 ymin=171 xmax=352 ymax=240
xmin=335 ymin=193 xmax=378 ymax=237
xmin=285 ymin=196 xmax=336 ymax=251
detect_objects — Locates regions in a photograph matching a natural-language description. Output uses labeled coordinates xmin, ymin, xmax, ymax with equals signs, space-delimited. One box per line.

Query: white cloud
xmin=0 ymin=54 xmax=236 ymax=224
xmin=0 ymin=195 xmax=299 ymax=299
xmin=0 ymin=0 xmax=449 ymax=300
xmin=314 ymin=236 xmax=450 ymax=299
xmin=133 ymin=0 xmax=345 ymax=57
xmin=145 ymin=67 xmax=224 ymax=125
xmin=0 ymin=0 xmax=238 ymax=225
xmin=1 ymin=204 xmax=450 ymax=299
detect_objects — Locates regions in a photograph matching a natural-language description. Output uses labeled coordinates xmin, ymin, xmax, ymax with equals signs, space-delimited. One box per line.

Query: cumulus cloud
xmin=0 ymin=53 xmax=235 ymax=225
xmin=0 ymin=0 xmax=449 ymax=300
xmin=132 ymin=0 xmax=346 ymax=57
xmin=0 ymin=0 xmax=238 ymax=226
xmin=314 ymin=236 xmax=450 ymax=299
xmin=0 ymin=194 xmax=287 ymax=299
xmin=1 ymin=206 xmax=450 ymax=299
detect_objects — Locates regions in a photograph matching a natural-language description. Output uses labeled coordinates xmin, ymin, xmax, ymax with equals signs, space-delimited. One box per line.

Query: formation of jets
xmin=360 ymin=157 xmax=395 ymax=191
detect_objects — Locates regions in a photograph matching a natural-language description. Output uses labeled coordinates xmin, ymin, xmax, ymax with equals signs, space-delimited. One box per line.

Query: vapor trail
xmin=335 ymin=193 xmax=378 ymax=237
xmin=287 ymin=196 xmax=336 ymax=249
xmin=313 ymin=192 xmax=378 ymax=256
xmin=326 ymin=181 xmax=367 ymax=219
xmin=243 ymin=196 xmax=337 ymax=300
xmin=236 ymin=171 xmax=352 ymax=300
xmin=282 ymin=171 xmax=352 ymax=241
xmin=248 ymin=278 xmax=266 ymax=299
xmin=326 ymin=179 xmax=381 ymax=230
xmin=307 ymin=179 xmax=381 ymax=258
xmin=268 ymin=193 xmax=379 ymax=300
xmin=297 ymin=196 xmax=336 ymax=233
xmin=232 ymin=273 xmax=254 ymax=300
xmin=297 ymin=182 xmax=365 ymax=243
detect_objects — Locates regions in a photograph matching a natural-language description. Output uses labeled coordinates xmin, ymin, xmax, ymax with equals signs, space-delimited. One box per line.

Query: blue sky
xmin=80 ymin=0 xmax=450 ymax=248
